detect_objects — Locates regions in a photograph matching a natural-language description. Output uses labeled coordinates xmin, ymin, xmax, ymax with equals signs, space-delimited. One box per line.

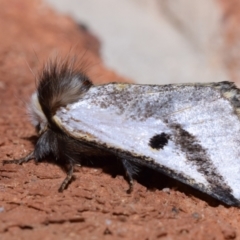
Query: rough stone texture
xmin=0 ymin=0 xmax=240 ymax=239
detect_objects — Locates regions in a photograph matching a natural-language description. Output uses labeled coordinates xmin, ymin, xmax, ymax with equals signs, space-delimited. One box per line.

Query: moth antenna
xmin=67 ymin=56 xmax=76 ymax=74
xmin=24 ymin=58 xmax=37 ymax=79
xmin=74 ymin=48 xmax=102 ymax=78
xmin=13 ymin=93 xmax=32 ymax=121
xmin=32 ymin=47 xmax=40 ymax=64
xmin=13 ymin=93 xmax=27 ymax=108
xmin=82 ymin=59 xmax=101 ymax=74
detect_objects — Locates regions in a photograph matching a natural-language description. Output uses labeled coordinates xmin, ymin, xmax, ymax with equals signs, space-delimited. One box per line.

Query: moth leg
xmin=2 ymin=151 xmax=35 ymax=165
xmin=121 ymin=159 xmax=136 ymax=193
xmin=58 ymin=162 xmax=74 ymax=192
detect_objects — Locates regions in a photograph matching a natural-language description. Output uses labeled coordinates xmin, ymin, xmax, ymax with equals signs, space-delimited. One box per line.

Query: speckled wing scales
xmin=53 ymin=82 xmax=240 ymax=206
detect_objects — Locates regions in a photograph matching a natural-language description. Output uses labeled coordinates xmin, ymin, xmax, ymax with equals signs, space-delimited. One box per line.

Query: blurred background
xmin=46 ymin=0 xmax=233 ymax=85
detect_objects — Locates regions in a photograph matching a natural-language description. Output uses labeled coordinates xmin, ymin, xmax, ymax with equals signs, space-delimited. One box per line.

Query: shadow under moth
xmin=4 ymin=59 xmax=240 ymax=206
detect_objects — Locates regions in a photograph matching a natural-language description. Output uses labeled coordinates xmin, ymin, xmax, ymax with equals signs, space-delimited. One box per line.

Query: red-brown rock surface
xmin=0 ymin=0 xmax=240 ymax=239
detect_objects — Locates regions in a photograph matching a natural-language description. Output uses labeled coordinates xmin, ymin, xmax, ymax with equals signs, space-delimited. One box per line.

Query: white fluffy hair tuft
xmin=28 ymin=92 xmax=47 ymax=131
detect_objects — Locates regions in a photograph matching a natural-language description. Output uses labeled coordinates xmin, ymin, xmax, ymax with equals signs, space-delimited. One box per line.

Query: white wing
xmin=54 ymin=82 xmax=240 ymax=205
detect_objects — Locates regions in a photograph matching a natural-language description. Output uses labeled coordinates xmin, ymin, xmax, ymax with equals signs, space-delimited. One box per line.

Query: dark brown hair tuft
xmin=37 ymin=59 xmax=93 ymax=123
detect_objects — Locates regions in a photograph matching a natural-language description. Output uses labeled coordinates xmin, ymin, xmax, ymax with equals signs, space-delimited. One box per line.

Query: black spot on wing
xmin=149 ymin=133 xmax=170 ymax=150
xmin=169 ymin=123 xmax=237 ymax=204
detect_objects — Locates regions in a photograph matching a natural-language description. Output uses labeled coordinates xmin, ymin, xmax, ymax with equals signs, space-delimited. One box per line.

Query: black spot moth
xmin=4 ymin=59 xmax=240 ymax=206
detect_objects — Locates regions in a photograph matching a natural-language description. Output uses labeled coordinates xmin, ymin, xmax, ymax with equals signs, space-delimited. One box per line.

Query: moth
xmin=3 ymin=59 xmax=240 ymax=206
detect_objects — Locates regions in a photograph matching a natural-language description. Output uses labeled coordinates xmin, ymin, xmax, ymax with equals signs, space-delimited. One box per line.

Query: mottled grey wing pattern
xmin=54 ymin=82 xmax=240 ymax=205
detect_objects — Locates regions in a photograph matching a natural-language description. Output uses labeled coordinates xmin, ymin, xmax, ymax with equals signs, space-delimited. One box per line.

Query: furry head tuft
xmin=29 ymin=59 xmax=93 ymax=133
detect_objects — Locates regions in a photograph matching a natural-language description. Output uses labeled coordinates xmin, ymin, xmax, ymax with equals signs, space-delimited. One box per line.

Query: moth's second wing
xmin=54 ymin=82 xmax=240 ymax=206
